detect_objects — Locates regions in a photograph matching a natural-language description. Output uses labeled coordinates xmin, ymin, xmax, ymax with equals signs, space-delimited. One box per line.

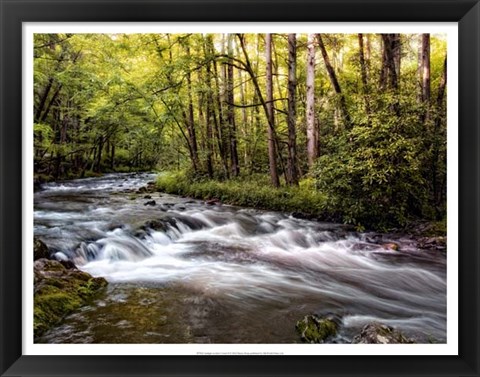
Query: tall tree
xmin=226 ymin=34 xmax=240 ymax=177
xmin=392 ymin=34 xmax=401 ymax=80
xmin=380 ymin=34 xmax=400 ymax=91
xmin=184 ymin=42 xmax=200 ymax=172
xmin=236 ymin=33 xmax=281 ymax=186
xmin=286 ymin=33 xmax=298 ymax=185
xmin=380 ymin=34 xmax=401 ymax=116
xmin=419 ymin=33 xmax=431 ymax=123
xmin=210 ymin=37 xmax=230 ymax=178
xmin=358 ymin=33 xmax=371 ymax=117
xmin=202 ymin=35 xmax=215 ymax=178
xmin=316 ymin=34 xmax=352 ymax=129
xmin=265 ymin=33 xmax=280 ymax=187
xmin=306 ymin=34 xmax=317 ymax=169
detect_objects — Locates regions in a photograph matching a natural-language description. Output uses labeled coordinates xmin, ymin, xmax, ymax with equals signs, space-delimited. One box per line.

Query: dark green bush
xmin=314 ymin=106 xmax=430 ymax=230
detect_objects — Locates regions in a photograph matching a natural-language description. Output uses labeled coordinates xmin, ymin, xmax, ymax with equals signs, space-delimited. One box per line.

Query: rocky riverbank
xmin=133 ymin=179 xmax=447 ymax=252
xmin=33 ymin=238 xmax=108 ymax=339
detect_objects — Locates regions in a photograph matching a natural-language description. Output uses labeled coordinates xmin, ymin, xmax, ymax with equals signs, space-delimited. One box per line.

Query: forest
xmin=34 ymin=32 xmax=447 ymax=231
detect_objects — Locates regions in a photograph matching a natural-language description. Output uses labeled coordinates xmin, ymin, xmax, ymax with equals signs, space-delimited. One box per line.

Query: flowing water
xmin=34 ymin=173 xmax=446 ymax=344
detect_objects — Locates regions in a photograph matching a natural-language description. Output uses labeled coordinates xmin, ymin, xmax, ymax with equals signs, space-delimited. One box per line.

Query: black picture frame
xmin=1 ymin=0 xmax=479 ymax=376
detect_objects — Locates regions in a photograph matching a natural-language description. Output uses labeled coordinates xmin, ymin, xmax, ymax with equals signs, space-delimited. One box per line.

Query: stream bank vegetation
xmin=34 ymin=32 xmax=447 ymax=232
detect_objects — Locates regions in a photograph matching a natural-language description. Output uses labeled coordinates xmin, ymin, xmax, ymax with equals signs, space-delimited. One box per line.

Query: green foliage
xmin=34 ymin=123 xmax=53 ymax=142
xmin=314 ymin=98 xmax=431 ymax=230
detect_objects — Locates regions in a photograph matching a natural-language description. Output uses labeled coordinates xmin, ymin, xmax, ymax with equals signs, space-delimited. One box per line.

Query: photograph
xmin=1 ymin=0 xmax=479 ymax=375
xmin=32 ymin=30 xmax=450 ymax=347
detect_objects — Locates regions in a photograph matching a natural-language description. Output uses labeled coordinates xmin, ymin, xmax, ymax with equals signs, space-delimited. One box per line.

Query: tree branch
xmin=225 ymin=98 xmax=287 ymax=109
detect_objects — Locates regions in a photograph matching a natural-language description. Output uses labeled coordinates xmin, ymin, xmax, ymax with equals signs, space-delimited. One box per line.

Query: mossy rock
xmin=34 ymin=259 xmax=108 ymax=339
xmin=295 ymin=314 xmax=339 ymax=343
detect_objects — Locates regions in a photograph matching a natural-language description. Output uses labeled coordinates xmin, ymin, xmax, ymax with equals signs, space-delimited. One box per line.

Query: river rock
xmin=143 ymin=195 xmax=152 ymax=199
xmin=381 ymin=242 xmax=399 ymax=251
xmin=34 ymin=258 xmax=108 ymax=338
xmin=136 ymin=182 xmax=157 ymax=194
xmin=144 ymin=200 xmax=156 ymax=206
xmin=59 ymin=260 xmax=77 ymax=269
xmin=34 ymin=237 xmax=50 ymax=260
xmin=291 ymin=211 xmax=316 ymax=220
xmin=417 ymin=236 xmax=446 ymax=251
xmin=352 ymin=322 xmax=414 ymax=344
xmin=175 ymin=214 xmax=206 ymax=230
xmin=141 ymin=218 xmax=176 ymax=233
xmin=295 ymin=314 xmax=340 ymax=343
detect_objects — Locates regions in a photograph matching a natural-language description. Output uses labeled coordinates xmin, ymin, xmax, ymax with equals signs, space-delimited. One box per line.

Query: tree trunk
xmin=203 ymin=36 xmax=215 ymax=179
xmin=236 ymin=34 xmax=281 ymax=185
xmin=358 ymin=33 xmax=371 ymax=117
xmin=110 ymin=142 xmax=115 ymax=171
xmin=392 ymin=34 xmax=401 ymax=80
xmin=306 ymin=34 xmax=317 ymax=169
xmin=40 ymin=84 xmax=62 ymax=123
xmin=227 ymin=34 xmax=240 ymax=177
xmin=286 ymin=33 xmax=298 ymax=185
xmin=185 ymin=44 xmax=199 ymax=172
xmin=316 ymin=34 xmax=352 ymax=129
xmin=236 ymin=46 xmax=249 ymax=169
xmin=379 ymin=35 xmax=388 ymax=90
xmin=205 ymin=95 xmax=214 ymax=179
xmin=381 ymin=34 xmax=399 ymax=90
xmin=265 ymin=34 xmax=280 ymax=187
xmin=211 ymin=38 xmax=230 ymax=178
xmin=380 ymin=34 xmax=401 ymax=116
xmin=365 ymin=34 xmax=371 ymax=61
xmin=419 ymin=33 xmax=431 ymax=123
xmin=95 ymin=136 xmax=103 ymax=172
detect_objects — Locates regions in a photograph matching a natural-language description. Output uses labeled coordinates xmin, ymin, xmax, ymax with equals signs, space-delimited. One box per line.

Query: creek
xmin=34 ymin=173 xmax=446 ymax=344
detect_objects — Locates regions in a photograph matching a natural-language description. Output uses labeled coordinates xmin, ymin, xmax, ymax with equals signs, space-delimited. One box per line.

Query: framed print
xmin=1 ymin=0 xmax=479 ymax=376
